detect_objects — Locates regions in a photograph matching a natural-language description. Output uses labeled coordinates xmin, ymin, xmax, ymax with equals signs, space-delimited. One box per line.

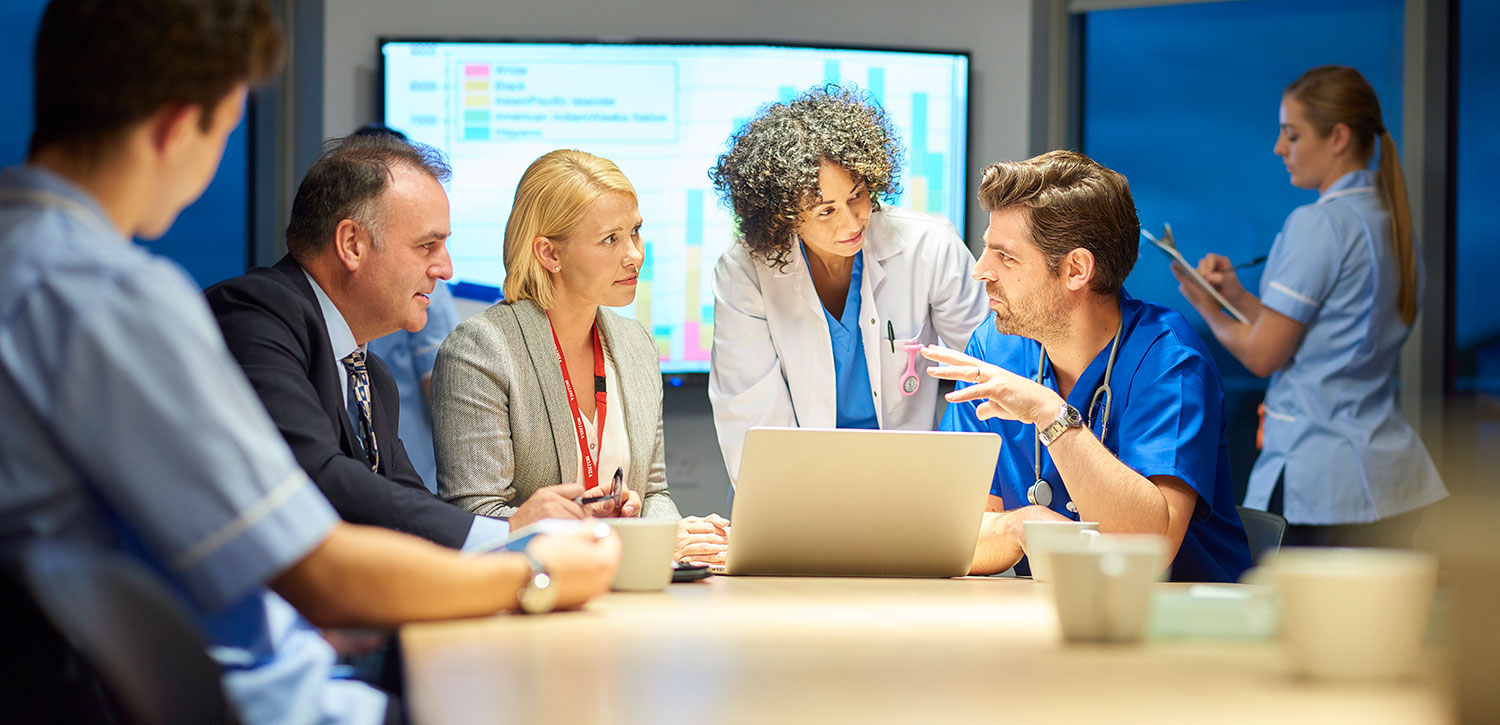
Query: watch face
xmin=1063 ymin=405 xmax=1083 ymax=427
xmin=520 ymin=569 xmax=557 ymax=614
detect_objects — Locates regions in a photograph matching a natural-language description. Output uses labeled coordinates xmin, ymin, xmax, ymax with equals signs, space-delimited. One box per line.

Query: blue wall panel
xmin=1456 ymin=0 xmax=1500 ymax=394
xmin=1082 ymin=0 xmax=1404 ymax=495
xmin=0 ymin=0 xmax=251 ymax=289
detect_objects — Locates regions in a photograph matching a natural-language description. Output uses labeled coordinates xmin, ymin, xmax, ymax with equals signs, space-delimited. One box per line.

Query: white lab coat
xmin=708 ymin=207 xmax=990 ymax=482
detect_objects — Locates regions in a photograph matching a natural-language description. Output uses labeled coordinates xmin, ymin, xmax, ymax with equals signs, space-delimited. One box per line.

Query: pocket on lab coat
xmin=881 ymin=316 xmax=933 ymax=399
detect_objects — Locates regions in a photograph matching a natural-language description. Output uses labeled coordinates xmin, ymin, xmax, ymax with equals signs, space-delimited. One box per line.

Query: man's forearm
xmin=273 ymin=523 xmax=529 ymax=628
xmin=1047 ymin=427 xmax=1169 ymax=535
xmin=969 ymin=511 xmax=1025 ymax=575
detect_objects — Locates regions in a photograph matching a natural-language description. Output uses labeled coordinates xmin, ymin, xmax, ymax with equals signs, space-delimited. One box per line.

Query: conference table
xmin=401 ymin=575 xmax=1448 ymax=724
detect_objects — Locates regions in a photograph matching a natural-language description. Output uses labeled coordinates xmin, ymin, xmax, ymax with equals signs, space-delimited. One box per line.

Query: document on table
xmin=1143 ymin=226 xmax=1251 ymax=324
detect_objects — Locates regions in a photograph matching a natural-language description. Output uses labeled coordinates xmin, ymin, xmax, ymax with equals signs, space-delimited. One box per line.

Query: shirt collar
xmin=301 ymin=268 xmax=362 ymax=361
xmin=1319 ymin=169 xmax=1376 ymax=199
xmin=0 ymin=164 xmax=125 ymax=244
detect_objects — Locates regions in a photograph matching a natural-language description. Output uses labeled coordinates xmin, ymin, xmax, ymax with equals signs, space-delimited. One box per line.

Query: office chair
xmin=12 ymin=539 xmax=240 ymax=725
xmin=1237 ymin=505 xmax=1289 ymax=563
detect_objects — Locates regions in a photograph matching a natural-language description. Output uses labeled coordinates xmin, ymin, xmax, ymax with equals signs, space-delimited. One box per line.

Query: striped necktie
xmin=341 ymin=349 xmax=380 ymax=472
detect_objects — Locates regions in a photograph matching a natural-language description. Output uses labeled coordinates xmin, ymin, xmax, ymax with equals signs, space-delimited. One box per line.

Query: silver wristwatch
xmin=1037 ymin=402 xmax=1083 ymax=447
xmin=516 ymin=551 xmax=558 ymax=614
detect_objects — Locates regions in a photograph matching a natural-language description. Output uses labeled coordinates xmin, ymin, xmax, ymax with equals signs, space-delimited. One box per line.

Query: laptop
xmin=715 ymin=427 xmax=1001 ymax=578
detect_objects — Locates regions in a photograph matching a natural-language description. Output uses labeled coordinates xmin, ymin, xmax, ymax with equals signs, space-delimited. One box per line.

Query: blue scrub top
xmin=940 ymin=291 xmax=1252 ymax=583
xmin=1246 ymin=169 xmax=1446 ymax=524
xmin=368 ymin=281 xmax=460 ymax=491
xmin=805 ymin=246 xmax=879 ymax=430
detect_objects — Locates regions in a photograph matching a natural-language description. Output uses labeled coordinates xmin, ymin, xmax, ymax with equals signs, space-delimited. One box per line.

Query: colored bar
xmin=464 ymin=80 xmax=488 ymax=91
xmin=867 ymin=68 xmax=886 ymax=105
xmin=925 ymin=152 xmax=945 ymax=212
xmin=684 ymin=322 xmax=710 ymax=362
xmin=464 ymin=64 xmax=490 ymax=77
xmin=463 ymin=127 xmax=490 ymax=141
xmin=911 ymin=92 xmax=929 ymax=175
xmin=463 ymin=110 xmax=489 ymax=122
xmin=823 ymin=60 xmax=841 ymax=85
xmin=685 ymin=190 xmax=704 ymax=248
xmin=910 ymin=176 xmax=928 ymax=215
xmin=685 ymin=190 xmax=704 ymax=353
xmin=653 ymin=327 xmax=672 ymax=362
xmin=685 ymin=246 xmax=702 ymax=325
xmin=635 ymin=281 xmax=652 ymax=333
xmin=464 ymin=95 xmax=488 ymax=108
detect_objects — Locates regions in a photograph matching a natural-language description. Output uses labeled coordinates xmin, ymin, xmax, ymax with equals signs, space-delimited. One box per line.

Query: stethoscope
xmin=1027 ymin=319 xmax=1124 ymax=513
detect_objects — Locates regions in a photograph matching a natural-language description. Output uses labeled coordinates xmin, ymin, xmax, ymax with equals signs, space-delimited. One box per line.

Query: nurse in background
xmin=1173 ymin=65 xmax=1447 ymax=547
xmin=707 ymin=85 xmax=989 ymax=482
xmin=369 ymin=281 xmax=459 ymax=490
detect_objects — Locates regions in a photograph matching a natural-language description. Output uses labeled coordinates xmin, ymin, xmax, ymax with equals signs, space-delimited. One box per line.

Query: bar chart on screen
xmin=384 ymin=40 xmax=969 ymax=373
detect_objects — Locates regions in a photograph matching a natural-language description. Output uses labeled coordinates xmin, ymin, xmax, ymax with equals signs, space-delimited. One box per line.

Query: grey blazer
xmin=432 ymin=298 xmax=679 ymax=520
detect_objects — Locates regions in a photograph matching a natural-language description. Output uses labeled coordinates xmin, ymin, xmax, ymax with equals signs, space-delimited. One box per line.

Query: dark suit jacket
xmin=205 ymin=255 xmax=475 ymax=548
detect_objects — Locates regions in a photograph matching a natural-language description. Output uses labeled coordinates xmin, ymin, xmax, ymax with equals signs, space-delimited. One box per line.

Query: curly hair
xmin=709 ymin=85 xmax=904 ymax=270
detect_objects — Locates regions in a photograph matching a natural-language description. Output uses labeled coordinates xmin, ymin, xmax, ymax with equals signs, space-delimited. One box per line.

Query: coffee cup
xmin=1270 ymin=547 xmax=1438 ymax=680
xmin=1049 ymin=534 xmax=1168 ymax=643
xmin=1022 ymin=520 xmax=1100 ymax=583
xmin=606 ymin=519 xmax=678 ymax=591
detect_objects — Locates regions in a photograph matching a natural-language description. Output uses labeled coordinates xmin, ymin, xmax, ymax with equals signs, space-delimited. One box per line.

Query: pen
xmin=1233 ymin=255 xmax=1269 ymax=270
xmin=887 ymin=320 xmax=895 ymax=353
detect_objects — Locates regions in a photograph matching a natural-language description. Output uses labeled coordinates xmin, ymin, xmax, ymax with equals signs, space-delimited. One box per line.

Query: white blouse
xmin=570 ymin=345 xmax=632 ymax=495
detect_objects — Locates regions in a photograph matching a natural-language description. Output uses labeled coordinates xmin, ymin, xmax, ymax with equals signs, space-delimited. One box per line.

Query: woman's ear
xmin=1328 ymin=122 xmax=1354 ymax=157
xmin=534 ymin=235 xmax=561 ymax=273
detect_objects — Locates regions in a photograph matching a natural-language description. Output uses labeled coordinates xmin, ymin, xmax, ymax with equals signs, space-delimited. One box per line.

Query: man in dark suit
xmin=206 ymin=134 xmax=586 ymax=548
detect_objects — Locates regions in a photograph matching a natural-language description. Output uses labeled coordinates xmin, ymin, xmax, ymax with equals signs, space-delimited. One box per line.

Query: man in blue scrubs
xmin=926 ymin=151 xmax=1251 ymax=583
xmin=0 ymin=2 xmax=617 ymax=722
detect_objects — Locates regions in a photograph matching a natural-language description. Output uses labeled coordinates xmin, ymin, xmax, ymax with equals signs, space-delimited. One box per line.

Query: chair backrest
xmin=16 ymin=539 xmax=239 ymax=725
xmin=1237 ymin=506 xmax=1288 ymax=563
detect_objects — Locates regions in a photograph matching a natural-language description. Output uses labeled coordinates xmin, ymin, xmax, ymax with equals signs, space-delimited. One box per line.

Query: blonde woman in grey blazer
xmin=432 ymin=150 xmax=730 ymax=565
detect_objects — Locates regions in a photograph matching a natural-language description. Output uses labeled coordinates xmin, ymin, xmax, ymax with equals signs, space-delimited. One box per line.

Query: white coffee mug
xmin=606 ymin=519 xmax=678 ymax=592
xmin=1022 ymin=520 xmax=1100 ymax=583
xmin=1271 ymin=547 xmax=1438 ymax=680
xmin=1048 ymin=534 xmax=1168 ymax=643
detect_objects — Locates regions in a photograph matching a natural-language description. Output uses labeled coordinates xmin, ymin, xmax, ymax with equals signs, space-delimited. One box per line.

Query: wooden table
xmin=402 ymin=576 xmax=1448 ymax=724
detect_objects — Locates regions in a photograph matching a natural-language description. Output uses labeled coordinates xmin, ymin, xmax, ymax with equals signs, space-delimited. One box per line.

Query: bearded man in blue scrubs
xmin=926 ymin=150 xmax=1252 ymax=583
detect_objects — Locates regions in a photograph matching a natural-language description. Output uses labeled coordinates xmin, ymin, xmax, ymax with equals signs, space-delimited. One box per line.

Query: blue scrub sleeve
xmin=1113 ymin=339 xmax=1222 ymax=522
xmin=1260 ymin=206 xmax=1341 ymax=325
xmin=54 ymin=261 xmax=338 ymax=611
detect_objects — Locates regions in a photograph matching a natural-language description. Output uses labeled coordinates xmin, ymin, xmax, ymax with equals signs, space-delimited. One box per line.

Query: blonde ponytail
xmin=1377 ymin=129 xmax=1418 ymax=326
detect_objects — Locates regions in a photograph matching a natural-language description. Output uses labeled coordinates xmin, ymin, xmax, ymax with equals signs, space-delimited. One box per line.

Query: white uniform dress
xmin=708 ymin=207 xmax=989 ymax=482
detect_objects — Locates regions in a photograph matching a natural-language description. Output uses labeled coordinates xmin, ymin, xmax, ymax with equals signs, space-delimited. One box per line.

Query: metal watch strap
xmin=1038 ymin=402 xmax=1082 ymax=447
xmin=516 ymin=551 xmax=556 ymax=614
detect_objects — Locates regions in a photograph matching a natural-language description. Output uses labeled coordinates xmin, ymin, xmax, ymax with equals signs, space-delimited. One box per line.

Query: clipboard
xmin=1142 ymin=224 xmax=1250 ymax=324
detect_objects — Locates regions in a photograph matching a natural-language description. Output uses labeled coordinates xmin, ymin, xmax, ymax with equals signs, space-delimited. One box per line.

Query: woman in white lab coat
xmin=707 ymin=86 xmax=989 ymax=482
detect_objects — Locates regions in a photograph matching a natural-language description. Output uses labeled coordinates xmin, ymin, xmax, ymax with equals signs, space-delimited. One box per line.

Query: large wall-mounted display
xmin=382 ymin=38 xmax=969 ymax=374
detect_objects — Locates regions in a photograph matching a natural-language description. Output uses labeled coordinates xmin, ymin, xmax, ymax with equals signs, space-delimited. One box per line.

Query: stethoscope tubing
xmin=1027 ymin=319 xmax=1125 ymax=510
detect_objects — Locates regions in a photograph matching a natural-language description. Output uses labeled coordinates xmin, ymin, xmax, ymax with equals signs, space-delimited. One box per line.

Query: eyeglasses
xmin=575 ymin=467 xmax=626 ymax=513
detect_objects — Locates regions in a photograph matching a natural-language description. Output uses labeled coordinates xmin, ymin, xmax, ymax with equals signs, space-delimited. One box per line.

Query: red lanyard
xmin=548 ymin=316 xmax=607 ymax=491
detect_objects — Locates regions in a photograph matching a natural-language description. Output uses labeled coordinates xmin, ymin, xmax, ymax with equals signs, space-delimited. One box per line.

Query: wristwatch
xmin=516 ymin=551 xmax=558 ymax=614
xmin=1037 ymin=402 xmax=1083 ymax=447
